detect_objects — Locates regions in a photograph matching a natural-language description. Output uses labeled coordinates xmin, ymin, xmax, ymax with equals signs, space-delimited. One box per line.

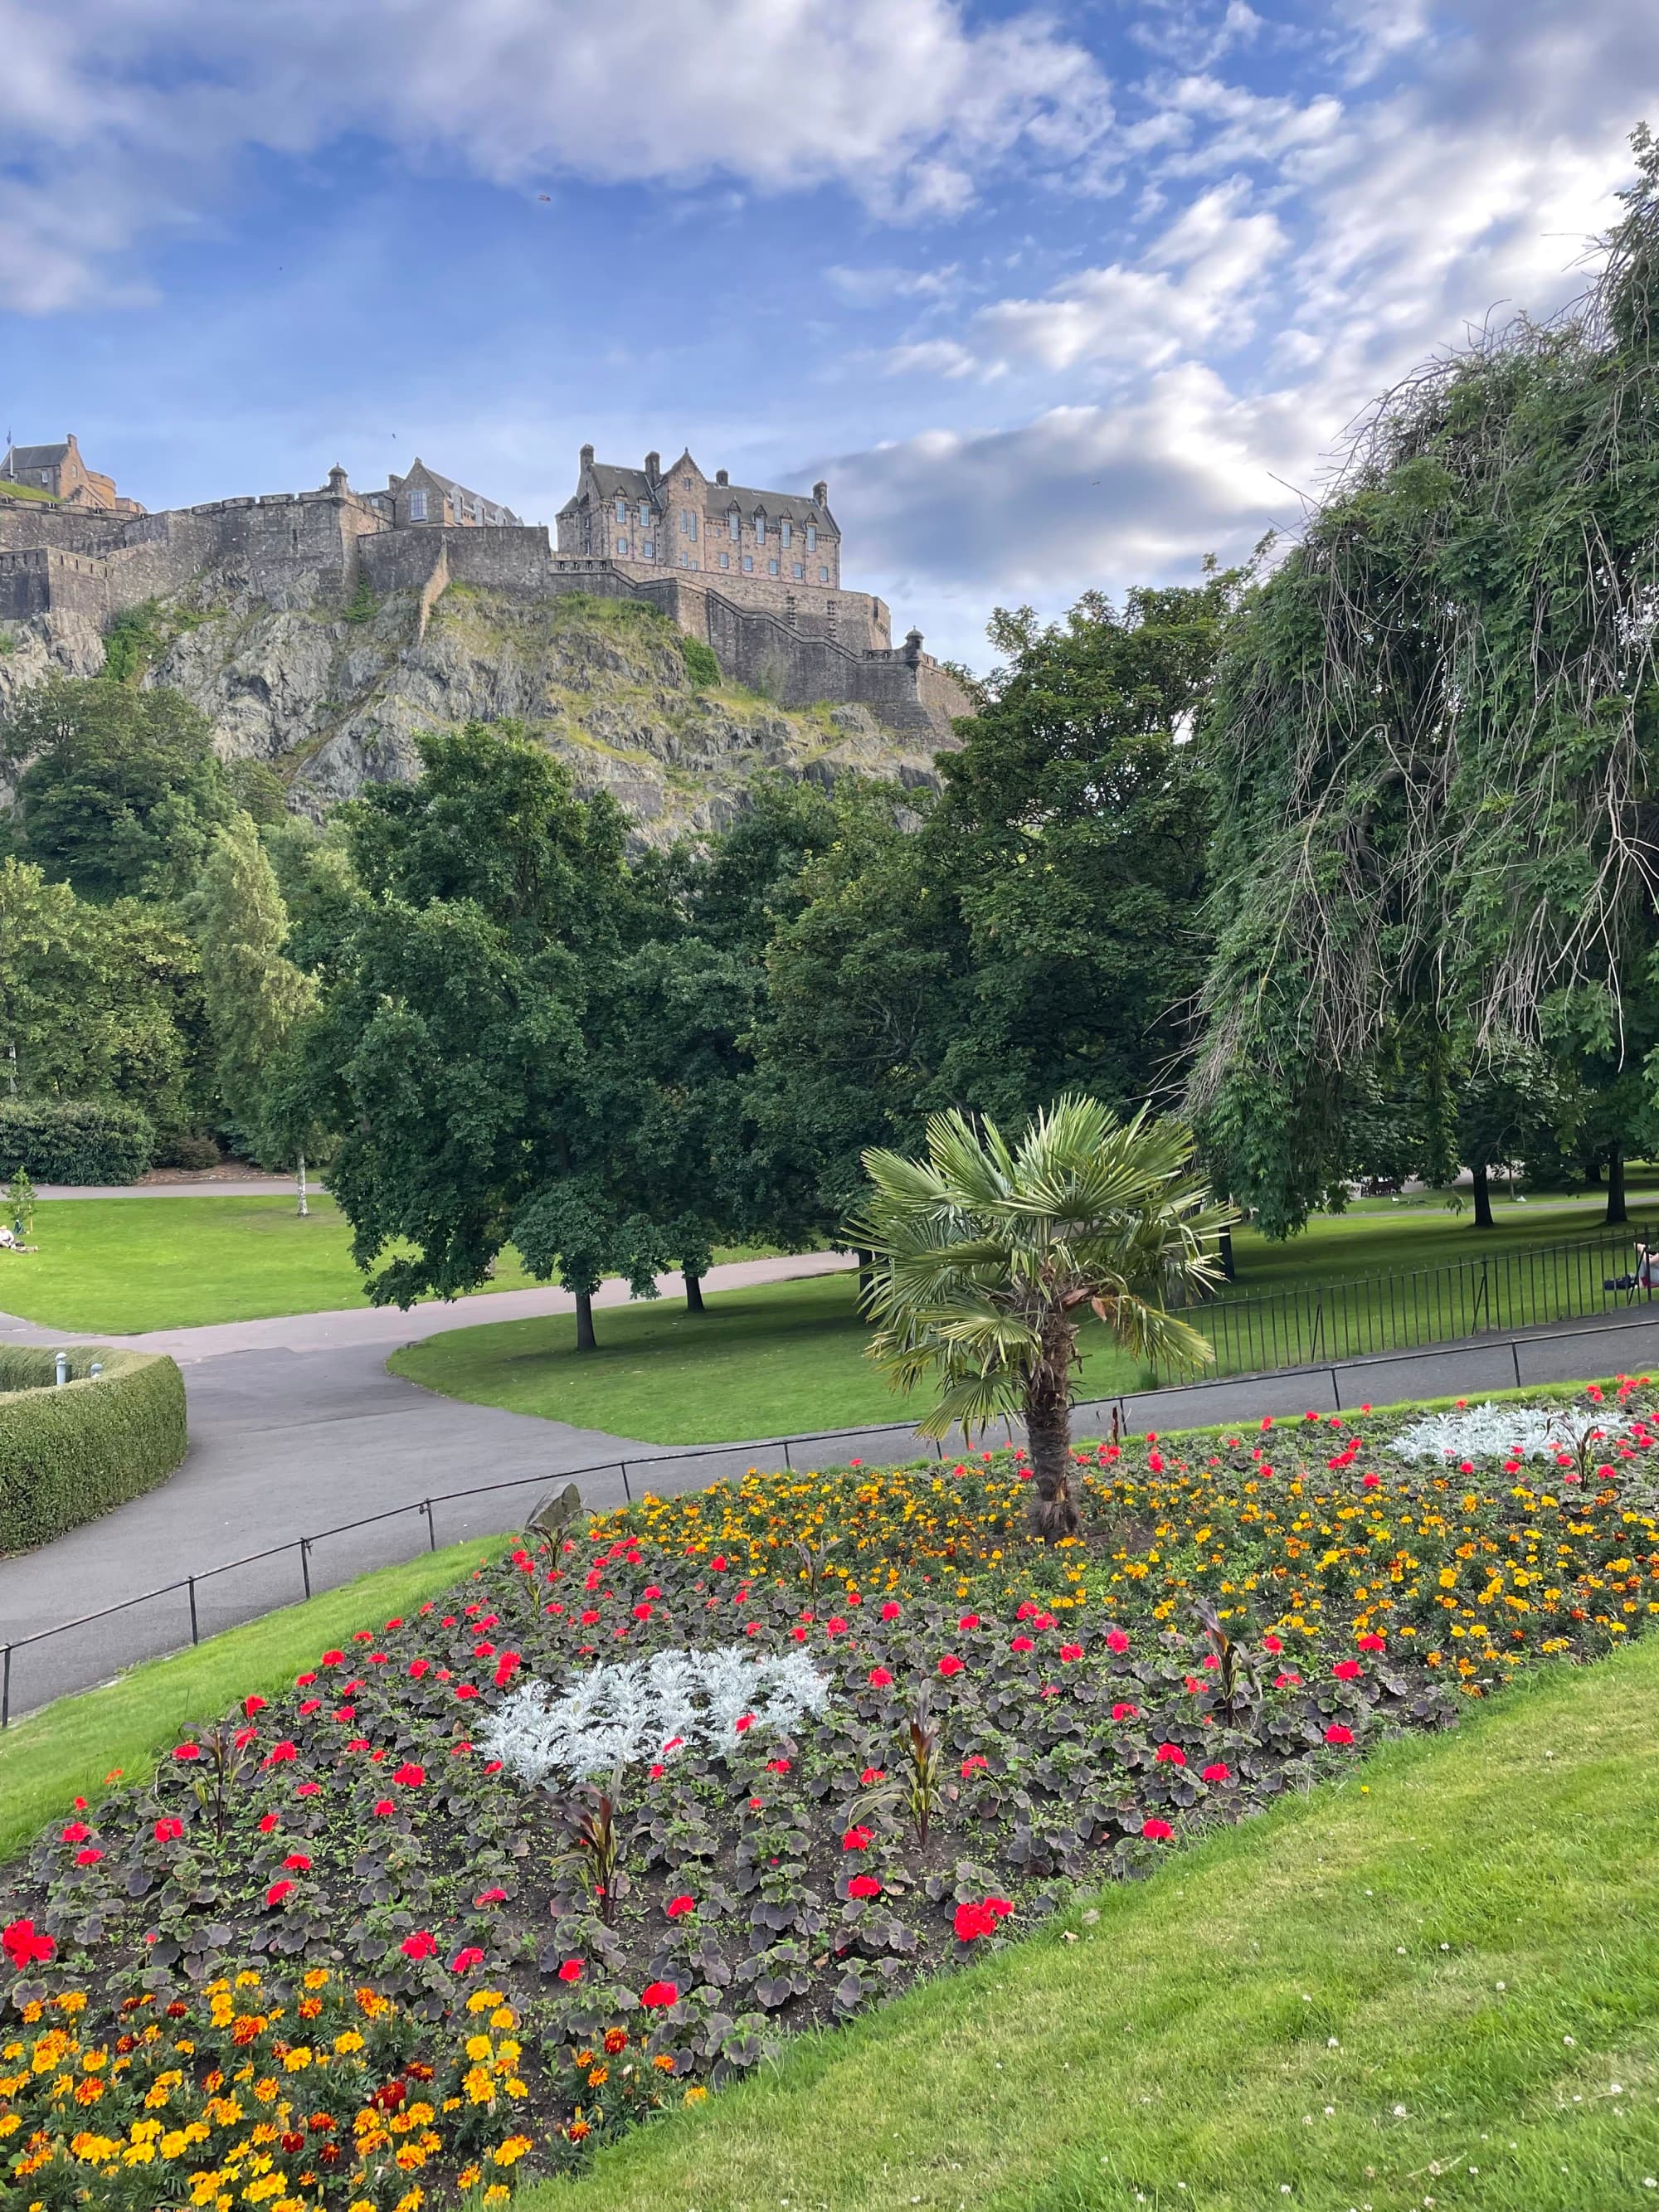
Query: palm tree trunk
xmin=1024 ymin=1330 xmax=1078 ymax=1540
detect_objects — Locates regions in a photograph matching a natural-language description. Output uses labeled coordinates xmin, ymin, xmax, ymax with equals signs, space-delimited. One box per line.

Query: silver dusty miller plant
xmin=1387 ymin=1399 xmax=1627 ymax=1465
xmin=479 ymin=1643 xmax=831 ymax=1787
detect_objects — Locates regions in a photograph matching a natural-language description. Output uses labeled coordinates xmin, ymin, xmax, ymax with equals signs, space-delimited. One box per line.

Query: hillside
xmin=0 ymin=583 xmax=946 ymax=845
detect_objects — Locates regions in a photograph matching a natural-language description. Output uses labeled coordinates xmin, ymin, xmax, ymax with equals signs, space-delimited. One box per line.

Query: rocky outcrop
xmin=0 ymin=586 xmax=946 ymax=846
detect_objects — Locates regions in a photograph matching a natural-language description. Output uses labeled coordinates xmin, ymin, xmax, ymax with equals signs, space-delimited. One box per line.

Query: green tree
xmin=0 ymin=855 xmax=202 ymax=1133
xmin=186 ymin=814 xmax=318 ymax=1163
xmin=1 ymin=678 xmax=235 ymax=902
xmin=1191 ymin=132 xmax=1659 ymax=1236
xmin=850 ymin=1096 xmax=1223 ymax=1539
xmin=297 ymin=724 xmax=663 ymax=1344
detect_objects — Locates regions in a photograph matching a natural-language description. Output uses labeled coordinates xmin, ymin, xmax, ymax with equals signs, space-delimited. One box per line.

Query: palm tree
xmin=848 ymin=1096 xmax=1225 ymax=1539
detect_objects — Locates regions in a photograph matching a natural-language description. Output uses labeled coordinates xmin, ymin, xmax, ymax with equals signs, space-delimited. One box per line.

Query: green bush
xmin=0 ymin=1098 xmax=154 ymax=1184
xmin=0 ymin=1345 xmax=187 ymax=1553
xmin=678 ymin=634 xmax=720 ymax=688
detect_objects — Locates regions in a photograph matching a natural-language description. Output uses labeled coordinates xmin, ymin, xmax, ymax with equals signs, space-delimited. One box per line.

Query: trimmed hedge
xmin=0 ymin=1345 xmax=187 ymax=1553
xmin=0 ymin=1099 xmax=154 ymax=1185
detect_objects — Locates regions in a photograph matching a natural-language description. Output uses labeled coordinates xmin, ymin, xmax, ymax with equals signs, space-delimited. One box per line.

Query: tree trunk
xmin=1218 ymin=1225 xmax=1235 ymax=1281
xmin=1472 ymin=1161 xmax=1494 ymax=1230
xmin=684 ymin=1269 xmax=704 ymax=1315
xmin=855 ymin=1248 xmax=875 ymax=1313
xmin=1607 ymin=1145 xmax=1627 ymax=1227
xmin=1024 ymin=1334 xmax=1078 ymax=1541
xmin=575 ymin=1291 xmax=596 ymax=1352
xmin=296 ymin=1152 xmax=309 ymax=1219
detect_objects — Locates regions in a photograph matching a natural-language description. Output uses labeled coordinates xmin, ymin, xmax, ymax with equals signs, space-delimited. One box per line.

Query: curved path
xmin=0 ymin=1252 xmax=855 ymax=1719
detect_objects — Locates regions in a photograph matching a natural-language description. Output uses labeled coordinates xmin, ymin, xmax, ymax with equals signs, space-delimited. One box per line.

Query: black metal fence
xmin=1165 ymin=1218 xmax=1657 ymax=1383
xmin=9 ymin=1296 xmax=1659 ymax=1728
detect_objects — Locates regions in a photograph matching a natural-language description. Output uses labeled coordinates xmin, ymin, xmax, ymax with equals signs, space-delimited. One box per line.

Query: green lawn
xmin=0 ymin=1531 xmax=508 ymax=1862
xmin=531 ymin=1635 xmax=1659 ymax=2212
xmin=0 ymin=1195 xmax=768 ymax=1334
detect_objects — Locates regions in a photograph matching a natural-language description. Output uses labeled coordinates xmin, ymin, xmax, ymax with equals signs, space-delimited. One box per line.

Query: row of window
xmin=611 ymin=493 xmax=818 ymax=552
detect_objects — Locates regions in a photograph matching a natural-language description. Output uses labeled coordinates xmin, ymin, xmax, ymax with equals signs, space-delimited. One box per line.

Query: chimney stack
xmin=813 ymin=479 xmax=828 ymax=507
xmin=580 ymin=443 xmax=594 ymax=469
xmin=645 ymin=450 xmax=660 ymax=482
xmin=715 ymin=469 xmax=728 ymax=485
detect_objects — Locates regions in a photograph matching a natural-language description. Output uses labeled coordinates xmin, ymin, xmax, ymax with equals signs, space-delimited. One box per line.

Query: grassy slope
xmin=0 ymin=1534 xmax=508 ymax=1860
xmin=534 ymin=1639 xmax=1659 ymax=2212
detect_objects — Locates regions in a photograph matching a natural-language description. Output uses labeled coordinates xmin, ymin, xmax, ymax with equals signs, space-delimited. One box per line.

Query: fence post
xmin=299 ymin=1538 xmax=313 ymax=1600
xmin=782 ymin=1438 xmax=792 ymax=1470
xmin=620 ymin=1461 xmax=633 ymax=1504
xmin=421 ymin=1499 xmax=437 ymax=1553
xmin=1511 ymin=1338 xmax=1523 ymax=1390
xmin=2 ymin=1644 xmax=10 ymax=1731
xmin=187 ymin=1577 xmax=200 ymax=1646
xmin=1331 ymin=1365 xmax=1341 ymax=1412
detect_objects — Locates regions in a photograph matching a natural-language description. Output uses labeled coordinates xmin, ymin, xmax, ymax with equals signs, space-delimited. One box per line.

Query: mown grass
xmin=0 ymin=1534 xmax=511 ymax=1860
xmin=0 ymin=1197 xmax=773 ymax=1334
xmin=528 ymin=1636 xmax=1659 ymax=2212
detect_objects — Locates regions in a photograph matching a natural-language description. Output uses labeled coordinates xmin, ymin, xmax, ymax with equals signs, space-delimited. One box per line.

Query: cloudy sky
xmin=3 ymin=0 xmax=1653 ymax=664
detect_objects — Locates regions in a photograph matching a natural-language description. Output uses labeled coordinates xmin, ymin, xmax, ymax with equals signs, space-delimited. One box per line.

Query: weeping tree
xmin=849 ymin=1096 xmax=1224 ymax=1540
xmin=1193 ymin=127 xmax=1659 ymax=1233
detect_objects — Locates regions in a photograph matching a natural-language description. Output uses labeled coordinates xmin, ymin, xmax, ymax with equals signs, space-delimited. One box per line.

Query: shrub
xmin=0 ymin=1097 xmax=153 ymax=1184
xmin=158 ymin=1130 xmax=222 ymax=1172
xmin=0 ymin=1344 xmax=187 ymax=1553
xmin=678 ymin=633 xmax=721 ymax=688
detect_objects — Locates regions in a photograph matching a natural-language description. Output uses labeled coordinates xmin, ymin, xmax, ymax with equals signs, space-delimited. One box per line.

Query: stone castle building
xmin=0 ymin=438 xmax=967 ymax=746
xmin=2 ymin=432 xmax=144 ymax=514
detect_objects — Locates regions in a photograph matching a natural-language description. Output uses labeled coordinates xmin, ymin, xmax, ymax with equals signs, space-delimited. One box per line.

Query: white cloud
xmin=970 ymin=177 xmax=1287 ymax=373
xmin=826 ymin=263 xmax=960 ymax=307
xmin=0 ymin=0 xmax=1115 ymax=311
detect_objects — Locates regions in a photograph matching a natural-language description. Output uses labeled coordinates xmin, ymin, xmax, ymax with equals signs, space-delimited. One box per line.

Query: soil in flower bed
xmin=4 ymin=1383 xmax=1657 ymax=2208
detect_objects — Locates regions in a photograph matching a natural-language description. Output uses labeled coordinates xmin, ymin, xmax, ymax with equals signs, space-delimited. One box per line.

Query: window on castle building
xmin=617 ymin=538 xmax=629 ymax=557
xmin=408 ymin=490 xmax=427 ymax=521
xmin=806 ymin=524 xmax=816 ymax=551
xmin=754 ymin=513 xmax=766 ymax=542
xmin=768 ymin=558 xmax=779 ymax=575
xmin=615 ymin=497 xmax=626 ymax=524
xmin=819 ymin=565 xmax=829 ymax=582
xmin=728 ymin=510 xmax=740 ymax=540
xmin=793 ymin=562 xmax=804 ymax=579
xmin=719 ymin=552 xmax=730 ymax=569
xmin=639 ymin=503 xmax=650 ymax=527
xmin=781 ymin=519 xmax=791 ymax=547
xmin=742 ymin=554 xmax=753 ymax=573
xmin=683 ymin=476 xmax=692 ymax=489
xmin=640 ymin=537 xmax=654 ymax=559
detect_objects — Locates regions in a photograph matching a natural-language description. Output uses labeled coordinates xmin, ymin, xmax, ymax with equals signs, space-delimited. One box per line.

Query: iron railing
xmin=1164 ymin=1218 xmax=1658 ymax=1383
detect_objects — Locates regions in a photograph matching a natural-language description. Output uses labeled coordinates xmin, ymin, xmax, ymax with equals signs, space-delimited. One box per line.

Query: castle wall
xmin=0 ymin=547 xmax=112 ymax=622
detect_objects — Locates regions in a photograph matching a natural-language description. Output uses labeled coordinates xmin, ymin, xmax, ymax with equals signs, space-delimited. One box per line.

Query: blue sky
xmin=3 ymin=0 xmax=1653 ymax=664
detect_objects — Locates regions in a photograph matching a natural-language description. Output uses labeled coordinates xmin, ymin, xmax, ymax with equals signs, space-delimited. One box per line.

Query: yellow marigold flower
xmin=492 ymin=2132 xmax=533 ymax=2165
xmin=457 ymin=2165 xmax=482 ymax=2189
xmin=684 ymin=2084 xmax=708 ymax=2104
xmin=281 ymin=2048 xmax=312 ymax=2073
xmin=466 ymin=2035 xmax=494 ymax=2063
xmin=301 ymin=1969 xmax=330 ymax=1991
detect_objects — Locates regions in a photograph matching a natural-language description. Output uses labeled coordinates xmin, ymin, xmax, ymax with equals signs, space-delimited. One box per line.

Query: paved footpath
xmin=6 ymin=1261 xmax=1659 ymax=1723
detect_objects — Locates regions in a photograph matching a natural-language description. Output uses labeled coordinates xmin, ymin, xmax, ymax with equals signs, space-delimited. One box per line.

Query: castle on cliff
xmin=0 ymin=437 xmax=966 ymax=746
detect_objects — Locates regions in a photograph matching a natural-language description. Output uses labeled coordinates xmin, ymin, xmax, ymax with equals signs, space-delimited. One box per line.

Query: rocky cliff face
xmin=0 ymin=585 xmax=946 ymax=845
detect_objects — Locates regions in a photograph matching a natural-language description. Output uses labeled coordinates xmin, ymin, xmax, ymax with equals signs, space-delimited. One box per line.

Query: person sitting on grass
xmin=1604 ymin=1241 xmax=1659 ymax=1295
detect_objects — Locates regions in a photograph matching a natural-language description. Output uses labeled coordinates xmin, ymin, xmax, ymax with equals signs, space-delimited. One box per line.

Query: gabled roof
xmin=705 ymin=482 xmax=834 ymax=530
xmin=392 ymin=459 xmax=521 ymax=525
xmin=3 ymin=443 xmax=70 ymax=474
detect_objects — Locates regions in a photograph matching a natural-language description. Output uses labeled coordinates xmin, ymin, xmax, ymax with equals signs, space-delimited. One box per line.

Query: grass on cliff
xmin=529 ymin=1636 xmax=1659 ymax=2212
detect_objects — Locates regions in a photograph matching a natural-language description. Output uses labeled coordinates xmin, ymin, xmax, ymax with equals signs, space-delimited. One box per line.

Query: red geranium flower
xmin=640 ymin=1981 xmax=679 ymax=2009
xmin=848 ymin=1874 xmax=882 ymax=1899
xmin=393 ymin=1762 xmax=426 ymax=1788
xmin=1154 ymin=1743 xmax=1186 ymax=1767
xmin=1332 ymin=1660 xmax=1362 ymax=1681
xmin=294 ymin=1780 xmax=321 ymax=1796
xmin=734 ymin=1714 xmax=755 ymax=1733
xmin=1010 ymin=1636 xmax=1035 ymax=1654
xmin=74 ymin=1848 xmax=102 ymax=1866
xmin=1141 ymin=1817 xmax=1174 ymax=1841
xmin=868 ymin=1667 xmax=893 ymax=1688
xmin=1200 ymin=1762 xmax=1231 ymax=1783
xmin=842 ymin=1825 xmax=873 ymax=1851
xmin=1325 ymin=1723 xmax=1355 ymax=1746
xmin=861 ymin=1766 xmax=887 ymax=1786
xmin=766 ymin=1758 xmax=791 ymax=1774
xmin=61 ymin=1822 xmax=90 ymax=1843
xmin=1106 ymin=1628 xmax=1130 ymax=1655
xmin=1112 ymin=1702 xmax=1139 ymax=1722
xmin=880 ymin=1601 xmax=901 ymax=1621
xmin=257 ymin=1812 xmax=280 ymax=1834
xmin=243 ymin=1694 xmax=267 ymax=1717
xmin=1262 ymin=1634 xmax=1284 ymax=1654
xmin=959 ymin=1612 xmax=980 ymax=1630
xmin=282 ymin=1853 xmax=312 ymax=1872
xmin=558 ymin=1958 xmax=583 ymax=1982
xmin=665 ymin=1895 xmax=695 ymax=1919
xmin=263 ymin=1743 xmax=297 ymax=1767
xmin=475 ymin=1888 xmax=508 ymax=1905
xmin=961 ymin=1753 xmax=989 ymax=1777
xmin=372 ymin=1799 xmax=396 ymax=1817
xmin=937 ymin=1654 xmax=964 ymax=1676
xmin=3 ymin=1917 xmax=55 ymax=1968
xmin=450 ymin=1947 xmax=485 ymax=1973
xmin=401 ymin=1930 xmax=438 ymax=1959
xmin=1358 ymin=1633 xmax=1387 ymax=1652
xmin=1058 ymin=1643 xmax=1083 ymax=1662
xmin=154 ymin=1816 xmax=184 ymax=1842
xmin=953 ymin=1897 xmax=1014 ymax=1942
xmin=265 ymin=1880 xmax=294 ymax=1908
xmin=172 ymin=1743 xmax=202 ymax=1762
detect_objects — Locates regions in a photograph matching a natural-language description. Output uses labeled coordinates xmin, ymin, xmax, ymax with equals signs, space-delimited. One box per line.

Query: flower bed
xmin=4 ymin=1383 xmax=1657 ymax=2207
